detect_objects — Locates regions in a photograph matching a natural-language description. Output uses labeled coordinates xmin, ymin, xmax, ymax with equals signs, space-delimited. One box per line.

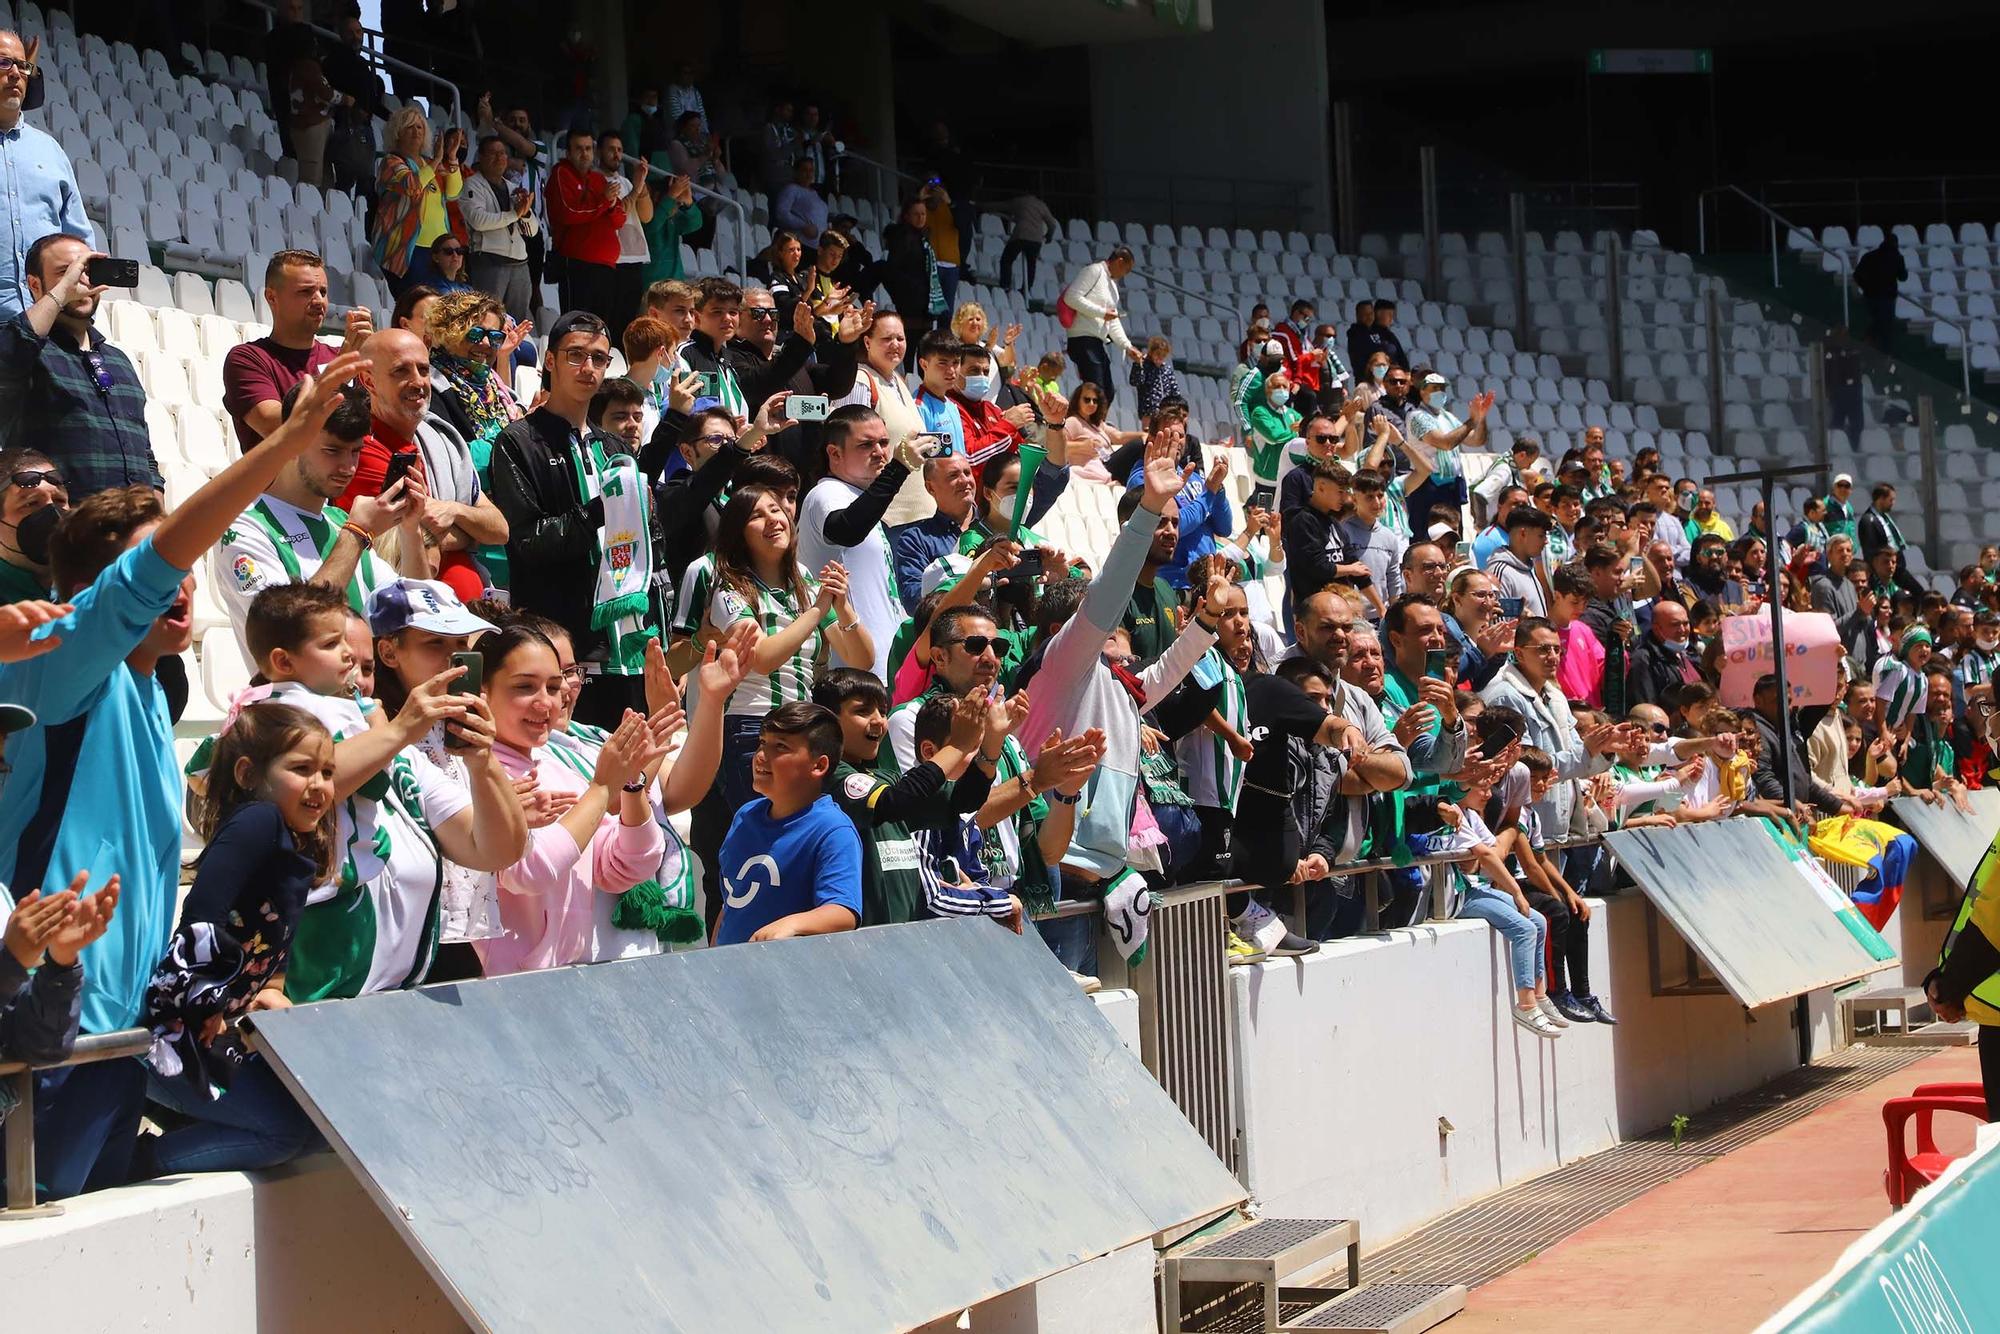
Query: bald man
xmin=334 ymin=329 xmax=508 ymax=600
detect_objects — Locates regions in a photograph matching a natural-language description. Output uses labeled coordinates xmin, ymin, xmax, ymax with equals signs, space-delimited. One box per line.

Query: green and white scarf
xmin=546 ymin=724 xmax=702 ymax=944
xmin=571 ymin=437 xmax=657 ymax=675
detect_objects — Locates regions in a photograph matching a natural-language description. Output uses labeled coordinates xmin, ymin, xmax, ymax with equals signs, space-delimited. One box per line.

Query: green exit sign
xmin=1588 ymin=48 xmax=1713 ymax=75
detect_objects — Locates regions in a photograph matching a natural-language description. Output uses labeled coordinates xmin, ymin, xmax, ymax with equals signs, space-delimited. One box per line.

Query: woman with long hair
xmin=702 ymin=484 xmax=873 ymax=813
xmin=1062 ymin=381 xmax=1143 ymax=482
xmin=373 ymin=106 xmax=464 ymax=294
xmin=749 ymin=228 xmax=809 ymax=327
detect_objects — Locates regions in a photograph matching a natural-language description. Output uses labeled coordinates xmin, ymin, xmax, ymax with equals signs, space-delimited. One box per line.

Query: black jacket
xmin=489 ymin=409 xmax=611 ymax=656
xmin=873 ymin=222 xmax=934 ymax=319
xmin=1857 ymin=507 xmax=1902 ymax=561
xmin=1626 ymin=634 xmax=1695 ymax=708
xmin=677 ymin=328 xmax=814 ymax=421
xmin=1751 ymin=710 xmax=1846 ymax=814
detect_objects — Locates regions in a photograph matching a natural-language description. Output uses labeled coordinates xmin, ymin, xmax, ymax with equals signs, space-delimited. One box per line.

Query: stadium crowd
xmin=4 ymin=14 xmax=2000 ymax=1205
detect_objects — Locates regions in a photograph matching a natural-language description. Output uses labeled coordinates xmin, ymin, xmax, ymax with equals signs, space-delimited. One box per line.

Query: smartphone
xmin=997 ymin=549 xmax=1044 ymax=585
xmin=1453 ymin=540 xmax=1473 ymax=564
xmin=444 ymin=651 xmax=483 ymax=750
xmin=1498 ymin=595 xmax=1525 ymax=619
xmin=1483 ymin=720 xmax=1522 ymax=755
xmin=693 ymin=370 xmax=719 ymax=398
xmin=1425 ymin=648 xmax=1450 ymax=681
xmin=380 ymin=451 xmax=419 ymax=496
xmin=86 ymin=256 xmax=141 ymax=288
xmin=785 ymin=394 xmax=830 ymax=422
xmin=912 ymin=432 xmax=952 ymax=459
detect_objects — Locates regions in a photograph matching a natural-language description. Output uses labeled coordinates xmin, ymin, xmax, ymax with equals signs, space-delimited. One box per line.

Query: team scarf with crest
xmin=571 ymin=438 xmax=656 ymax=675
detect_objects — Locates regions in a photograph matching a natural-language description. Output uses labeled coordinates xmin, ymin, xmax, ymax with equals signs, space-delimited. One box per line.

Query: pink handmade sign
xmin=1718 ymin=611 xmax=1843 ymax=707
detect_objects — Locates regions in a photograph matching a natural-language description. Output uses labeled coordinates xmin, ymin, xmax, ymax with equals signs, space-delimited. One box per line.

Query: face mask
xmin=1661 ymin=638 xmax=1688 ymax=655
xmin=641 ymin=101 xmax=658 ymax=115
xmin=1270 ymin=388 xmax=1291 ymax=407
xmin=962 ymin=374 xmax=992 ymax=398
xmin=14 ymin=503 xmax=61 ymax=565
xmin=1371 ymin=363 xmax=1388 ymax=381
xmin=1428 ymin=390 xmax=1447 ymax=408
xmin=1980 ymin=636 xmax=1999 ymax=652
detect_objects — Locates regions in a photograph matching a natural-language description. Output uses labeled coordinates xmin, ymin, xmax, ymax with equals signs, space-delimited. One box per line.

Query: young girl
xmin=705 ymin=483 xmax=872 ymax=814
xmin=1436 ymin=766 xmax=1561 ymax=1040
xmin=475 ymin=624 xmax=679 ymax=976
xmin=140 ymin=703 xmax=338 ymax=1175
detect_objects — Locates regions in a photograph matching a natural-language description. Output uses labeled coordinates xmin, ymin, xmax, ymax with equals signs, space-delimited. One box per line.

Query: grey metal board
xmin=247 ymin=918 xmax=1246 ymax=1334
xmin=1603 ymin=821 xmax=1893 ymax=1008
xmin=1889 ymin=789 xmax=2000 ymax=893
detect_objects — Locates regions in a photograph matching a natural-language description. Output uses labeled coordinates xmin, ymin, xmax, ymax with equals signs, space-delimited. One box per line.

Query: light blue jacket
xmin=0 ymin=538 xmax=185 ymax=1033
xmin=0 ymin=121 xmax=92 ymax=321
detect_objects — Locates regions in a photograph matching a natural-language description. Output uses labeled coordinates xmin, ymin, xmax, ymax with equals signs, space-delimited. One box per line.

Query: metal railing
xmin=964 ymin=158 xmax=1314 ymax=238
xmin=1696 ymin=185 xmax=1971 ymax=403
xmin=836 ymin=147 xmax=922 ymax=219
xmin=238 ymin=0 xmax=467 ymax=128
xmin=1750 ymin=175 xmax=2000 ymax=235
xmin=617 ymin=152 xmax=750 ymax=285
xmin=2 ymin=1028 xmax=151 ymax=1219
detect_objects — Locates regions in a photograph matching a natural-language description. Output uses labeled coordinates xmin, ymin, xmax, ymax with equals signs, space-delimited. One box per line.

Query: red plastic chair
xmin=1883 ymin=1088 xmax=1989 ymax=1207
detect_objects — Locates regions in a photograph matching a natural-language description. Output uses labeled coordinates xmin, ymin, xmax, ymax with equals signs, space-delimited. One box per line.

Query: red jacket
xmin=546 ymin=162 xmax=625 ymax=267
xmin=1272 ymin=320 xmax=1323 ymax=391
xmin=951 ymin=393 xmax=1026 ymax=466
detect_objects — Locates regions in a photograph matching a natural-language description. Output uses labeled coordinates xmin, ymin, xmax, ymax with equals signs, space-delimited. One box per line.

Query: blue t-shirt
xmin=915 ymin=389 xmax=967 ymax=455
xmin=713 ymin=794 xmax=864 ymax=945
xmin=1470 ymin=523 xmax=1507 ymax=571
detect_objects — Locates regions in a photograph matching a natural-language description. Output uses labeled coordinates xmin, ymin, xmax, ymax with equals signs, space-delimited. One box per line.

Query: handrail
xmin=838 ymin=147 xmax=921 ymax=215
xmin=1697 ymin=184 xmax=1971 ymax=404
xmin=1132 ymin=266 xmax=1239 ymax=323
xmin=238 ymin=0 xmax=467 ymax=128
xmin=2 ymin=1027 xmax=152 ymax=1218
xmin=618 ymin=152 xmax=749 ymax=285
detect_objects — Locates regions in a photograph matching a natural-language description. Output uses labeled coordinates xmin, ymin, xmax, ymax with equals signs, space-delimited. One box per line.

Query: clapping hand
xmin=697 ymin=621 xmax=761 ymax=700
xmin=3 ymin=874 xmax=81 ymax=967
xmin=1030 ymin=726 xmax=1105 ymax=798
xmin=814 ymin=561 xmax=851 ymax=612
xmin=948 ymin=688 xmax=987 ymax=754
xmin=43 ymin=873 xmax=119 ymax=967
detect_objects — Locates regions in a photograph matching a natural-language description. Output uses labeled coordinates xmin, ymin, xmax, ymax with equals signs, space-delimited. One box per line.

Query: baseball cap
xmin=367 ymin=579 xmax=499 ymax=639
xmin=1833 ymin=473 xmax=1854 ymax=487
xmin=1259 ymin=339 xmax=1285 ymax=360
xmin=543 ymin=310 xmax=610 ymax=366
xmin=0 ymin=703 xmax=35 ymax=734
xmin=1421 ymin=372 xmax=1448 ymax=388
xmin=920 ymin=552 xmax=977 ymax=598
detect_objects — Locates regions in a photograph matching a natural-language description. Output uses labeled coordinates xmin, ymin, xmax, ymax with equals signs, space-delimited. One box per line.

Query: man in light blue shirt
xmin=0 ymin=30 xmax=91 ymax=321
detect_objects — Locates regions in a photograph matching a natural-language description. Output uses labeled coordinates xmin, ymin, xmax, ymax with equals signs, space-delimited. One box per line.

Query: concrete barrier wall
xmin=0 ymin=882 xmax=1888 ymax=1327
xmin=1231 ymin=895 xmax=1856 ymax=1246
xmin=0 ymin=987 xmax=1149 ymax=1333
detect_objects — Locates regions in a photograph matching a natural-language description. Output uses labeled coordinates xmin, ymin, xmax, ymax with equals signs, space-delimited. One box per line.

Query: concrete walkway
xmin=1449 ymin=1046 xmax=1983 ymax=1333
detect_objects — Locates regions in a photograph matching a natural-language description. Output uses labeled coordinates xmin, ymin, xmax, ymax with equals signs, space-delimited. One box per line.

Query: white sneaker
xmin=1512 ymin=1005 xmax=1564 ymax=1039
xmin=1536 ymin=996 xmax=1572 ymax=1028
xmin=1069 ymin=970 xmax=1103 ymax=994
xmin=1235 ymin=901 xmax=1319 ymax=957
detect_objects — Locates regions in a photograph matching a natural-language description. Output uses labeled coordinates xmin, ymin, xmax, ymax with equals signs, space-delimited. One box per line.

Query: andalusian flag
xmin=1767 ymin=822 xmax=1896 ymax=961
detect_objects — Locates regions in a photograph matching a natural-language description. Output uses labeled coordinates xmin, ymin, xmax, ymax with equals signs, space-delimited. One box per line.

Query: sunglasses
xmin=0 ymin=56 xmax=34 ymax=75
xmin=434 ymin=246 xmax=465 ymax=256
xmin=1648 ymin=722 xmax=1669 ymax=735
xmin=464 ymin=325 xmax=506 ymax=346
xmin=1308 ymin=433 xmax=1337 ymax=444
xmin=10 ymin=469 xmax=64 ymax=489
xmin=694 ymin=432 xmax=736 ymax=448
xmin=947 ymin=635 xmax=999 ymax=658
xmin=743 ymin=307 xmax=779 ymax=320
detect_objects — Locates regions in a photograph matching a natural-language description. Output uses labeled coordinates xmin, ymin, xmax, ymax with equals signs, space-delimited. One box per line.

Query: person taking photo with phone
xmin=0 ymin=234 xmax=159 ymax=501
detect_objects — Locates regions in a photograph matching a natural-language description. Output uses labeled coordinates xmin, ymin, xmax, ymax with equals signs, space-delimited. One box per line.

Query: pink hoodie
xmin=474 ymin=741 xmax=664 ymax=977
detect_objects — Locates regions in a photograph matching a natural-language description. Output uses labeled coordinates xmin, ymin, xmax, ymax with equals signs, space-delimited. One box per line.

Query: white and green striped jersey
xmin=1175 ymin=649 xmax=1248 ymax=813
xmin=185 ymin=682 xmax=472 ymax=1001
xmin=1873 ymin=655 xmax=1926 ymax=732
xmin=1957 ymin=645 xmax=2000 ymax=690
xmin=215 ymin=494 xmax=397 ymax=659
xmin=707 ymin=564 xmax=832 ymax=715
xmin=665 ymin=553 xmax=718 ymax=640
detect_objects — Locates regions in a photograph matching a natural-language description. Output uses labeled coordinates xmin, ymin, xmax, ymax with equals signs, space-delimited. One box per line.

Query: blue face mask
xmin=1371 ymin=363 xmax=1389 ymax=381
xmin=1662 ymin=637 xmax=1688 ymax=655
xmin=962 ymin=374 xmax=992 ymax=398
xmin=1270 ymin=388 xmax=1291 ymax=407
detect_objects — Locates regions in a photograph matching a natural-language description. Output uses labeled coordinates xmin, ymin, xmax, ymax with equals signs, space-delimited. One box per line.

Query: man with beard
xmin=215 ymin=380 xmax=431 ymax=656
xmin=0 ymin=235 xmax=159 ymax=498
xmin=335 ymin=328 xmax=508 ymax=603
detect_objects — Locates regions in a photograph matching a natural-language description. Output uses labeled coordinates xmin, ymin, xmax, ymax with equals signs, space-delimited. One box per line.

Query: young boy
xmin=1434 ymin=764 xmax=1561 ymax=1039
xmin=908 ymin=692 xmax=1104 ymax=934
xmin=1502 ymin=747 xmax=1615 ymax=1025
xmin=814 ymin=668 xmax=987 ymax=927
xmin=913 ymin=329 xmax=967 ymax=456
xmin=1279 ymin=456 xmax=1375 ymax=613
xmin=712 ymin=701 xmax=863 ymax=945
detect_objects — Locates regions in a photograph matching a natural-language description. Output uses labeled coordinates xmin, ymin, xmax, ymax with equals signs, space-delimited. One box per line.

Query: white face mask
xmin=1979 ymin=635 xmax=2000 ymax=653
